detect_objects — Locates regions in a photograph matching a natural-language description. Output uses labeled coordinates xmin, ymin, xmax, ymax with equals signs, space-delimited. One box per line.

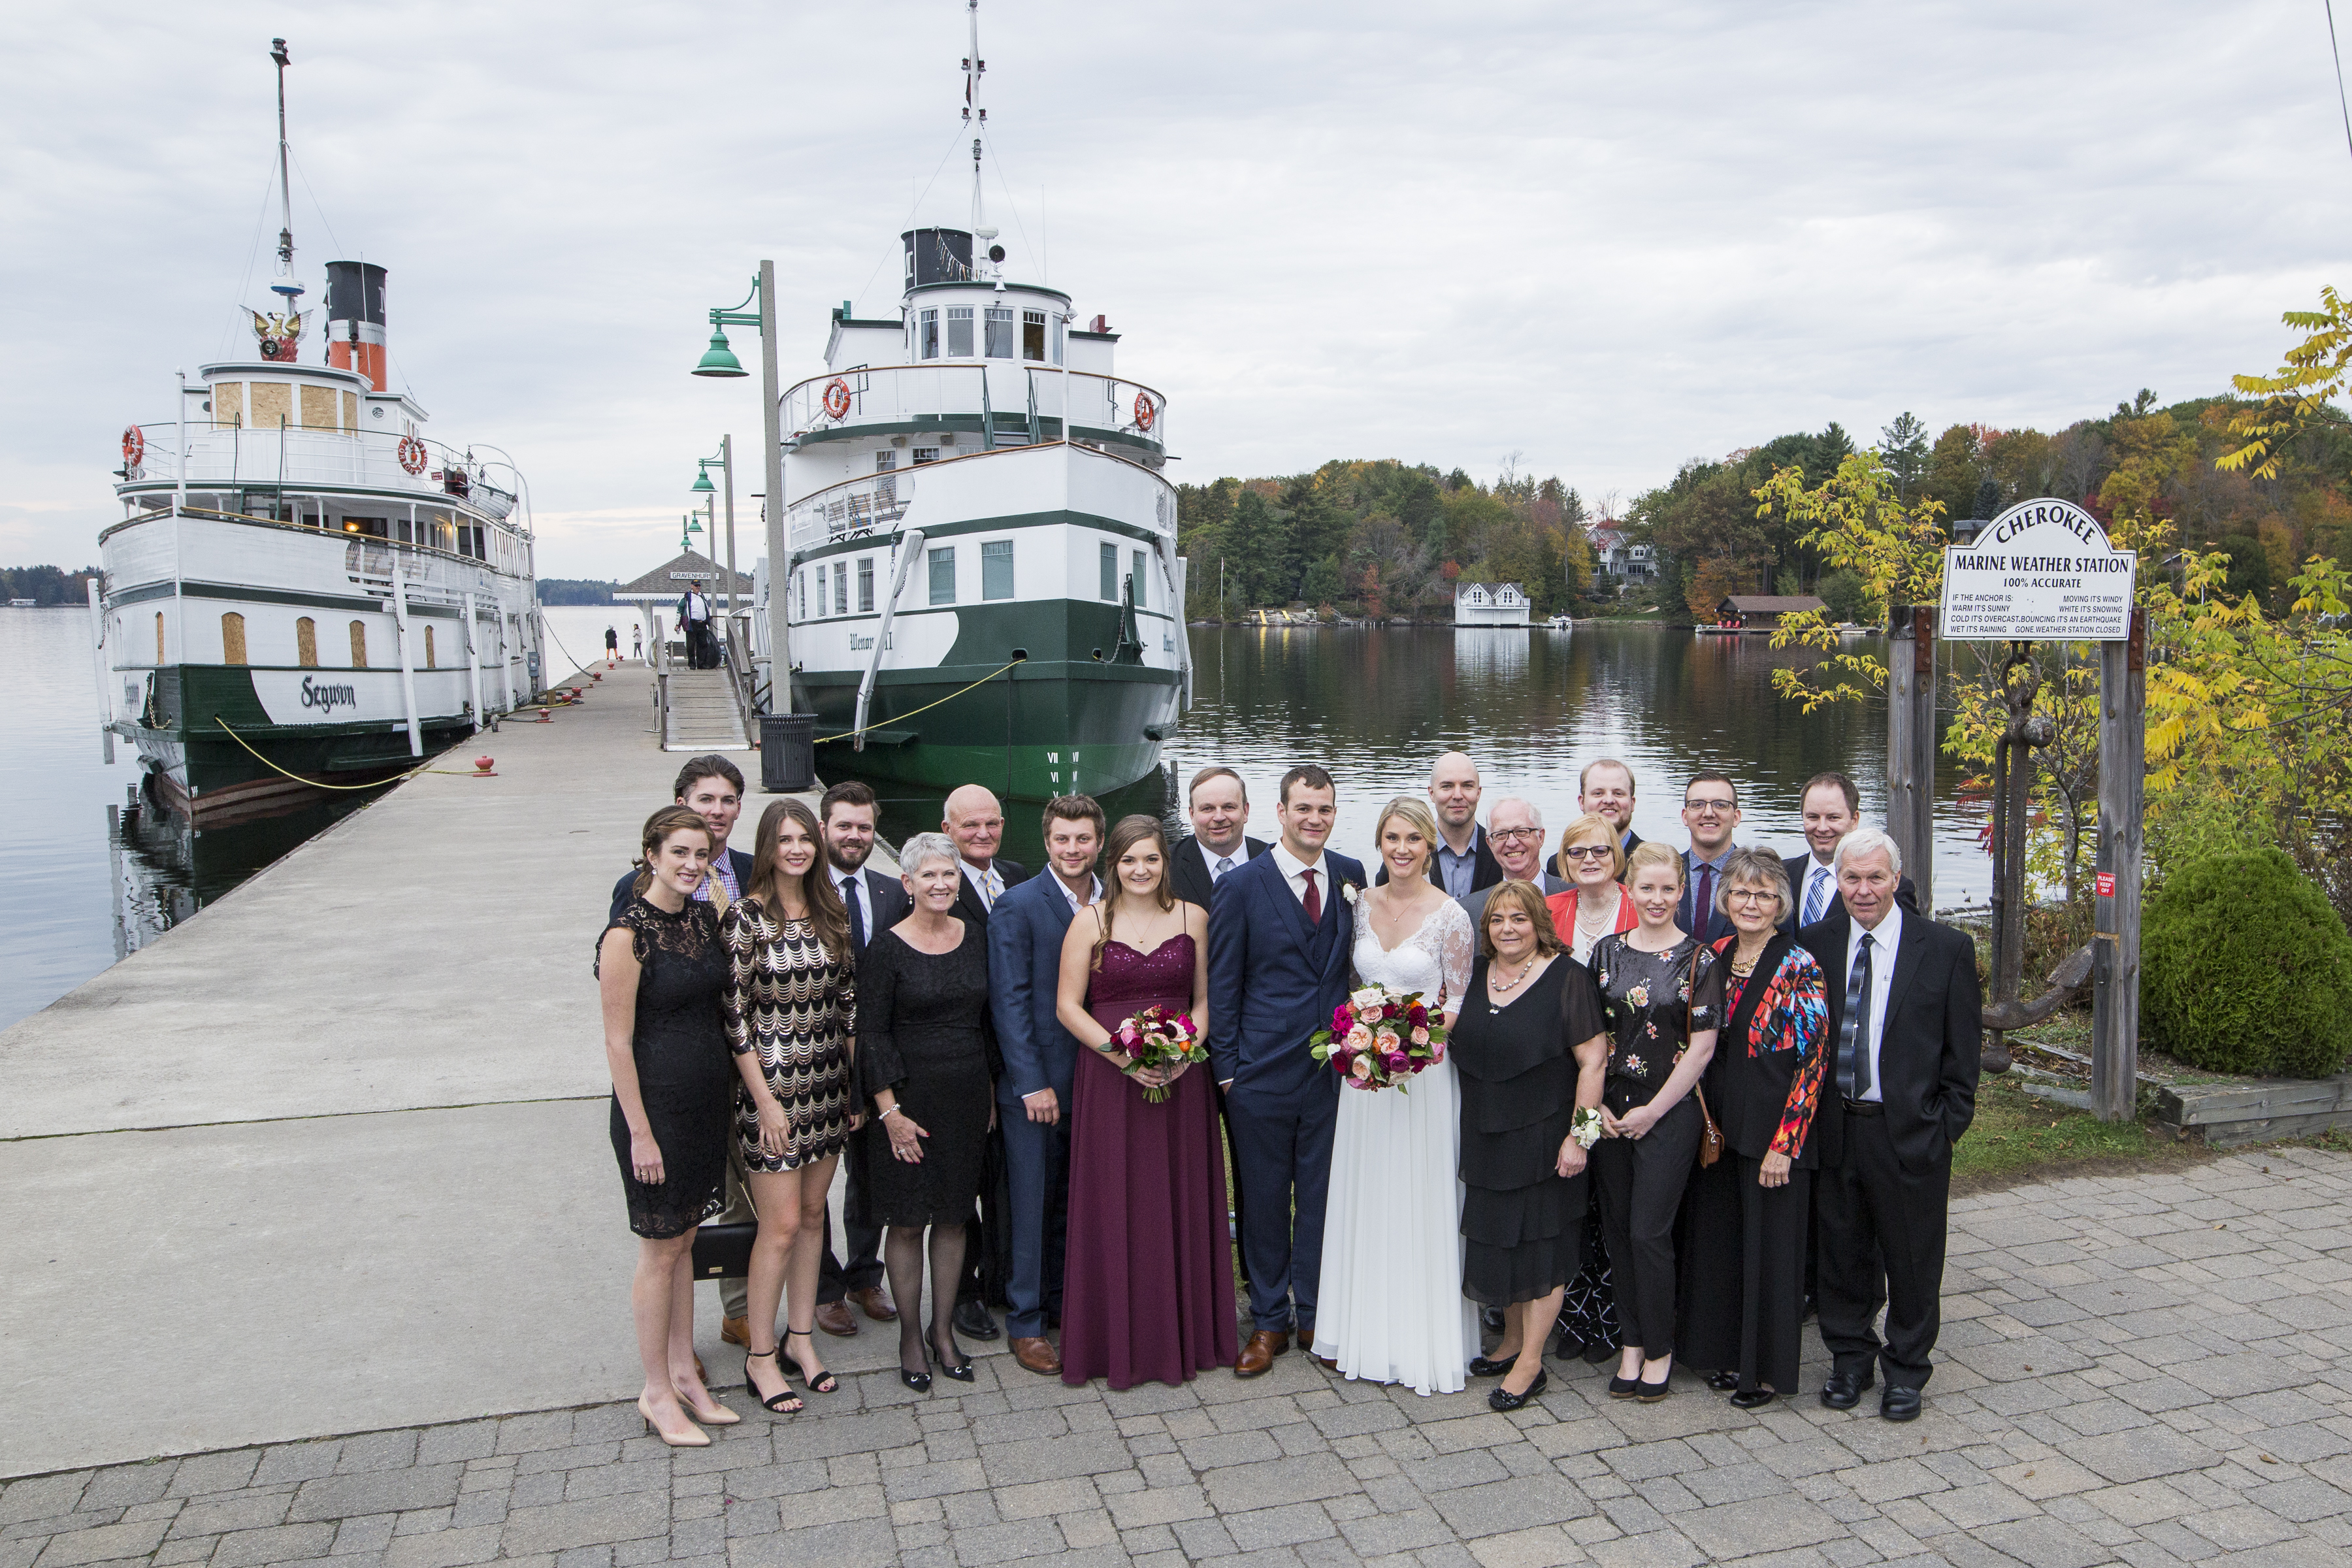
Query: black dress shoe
xmin=953 ymin=1299 xmax=1000 ymax=1340
xmin=1728 ymin=1388 xmax=1777 ymax=1410
xmin=1582 ymin=1340 xmax=1616 ymax=1365
xmin=1706 ymin=1371 xmax=1739 ymax=1392
xmin=1479 ymin=1305 xmax=1507 ymax=1333
xmin=1820 ymin=1367 xmax=1876 ymax=1410
xmin=1880 ymin=1385 xmax=1922 ymax=1422
xmin=1490 ymin=1368 xmax=1547 ymax=1411
xmin=1467 ymin=1354 xmax=1518 ymax=1379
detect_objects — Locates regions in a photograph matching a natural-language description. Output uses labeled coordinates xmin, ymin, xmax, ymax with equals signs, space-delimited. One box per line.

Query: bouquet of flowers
xmin=1310 ymin=984 xmax=1446 ymax=1092
xmin=1110 ymin=1004 xmax=1206 ymax=1103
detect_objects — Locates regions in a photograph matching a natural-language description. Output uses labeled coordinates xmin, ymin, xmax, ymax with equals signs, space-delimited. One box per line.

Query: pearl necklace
xmin=1486 ymin=955 xmax=1539 ymax=1009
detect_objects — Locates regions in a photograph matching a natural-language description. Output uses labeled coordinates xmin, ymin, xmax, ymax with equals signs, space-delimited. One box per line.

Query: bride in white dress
xmin=1315 ymin=796 xmax=1478 ymax=1395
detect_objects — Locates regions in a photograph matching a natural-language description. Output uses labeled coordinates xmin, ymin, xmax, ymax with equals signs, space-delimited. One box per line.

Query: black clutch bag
xmin=691 ymin=1221 xmax=756 ymax=1279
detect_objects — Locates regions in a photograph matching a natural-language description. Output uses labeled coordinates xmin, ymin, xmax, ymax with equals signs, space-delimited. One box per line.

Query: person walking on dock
xmin=605 ymin=625 xmax=619 ymax=659
xmin=598 ymin=806 xmax=742 ymax=1448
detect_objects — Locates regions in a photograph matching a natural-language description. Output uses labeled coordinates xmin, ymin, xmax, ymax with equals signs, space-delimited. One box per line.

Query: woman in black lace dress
xmin=600 ymin=806 xmax=741 ymax=1448
xmin=853 ymin=832 xmax=998 ymax=1392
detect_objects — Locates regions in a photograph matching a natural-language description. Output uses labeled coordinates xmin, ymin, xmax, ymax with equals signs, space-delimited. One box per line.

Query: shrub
xmin=2142 ymin=847 xmax=2352 ymax=1078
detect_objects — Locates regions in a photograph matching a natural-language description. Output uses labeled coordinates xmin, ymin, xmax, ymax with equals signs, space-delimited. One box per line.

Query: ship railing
xmin=779 ymin=363 xmax=1168 ymax=455
xmin=785 ymin=469 xmax=916 ymax=554
xmin=120 ymin=422 xmax=518 ymax=519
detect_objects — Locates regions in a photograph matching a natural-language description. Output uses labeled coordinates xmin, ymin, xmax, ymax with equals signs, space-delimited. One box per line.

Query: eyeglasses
xmin=1489 ymin=826 xmax=1544 ymax=843
xmin=1560 ymin=844 xmax=1614 ymax=861
xmin=1724 ymin=888 xmax=1778 ymax=906
xmin=1684 ymin=798 xmax=1737 ymax=815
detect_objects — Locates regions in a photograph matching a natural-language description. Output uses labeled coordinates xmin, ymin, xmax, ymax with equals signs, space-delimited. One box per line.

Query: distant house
xmin=1714 ymin=594 xmax=1827 ymax=627
xmin=1455 ymin=581 xmax=1530 ymax=627
xmin=1591 ymin=528 xmax=1658 ymax=583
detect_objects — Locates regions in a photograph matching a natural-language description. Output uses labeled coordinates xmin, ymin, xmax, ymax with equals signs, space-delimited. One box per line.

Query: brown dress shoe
xmin=719 ymin=1317 xmax=749 ymax=1348
xmin=815 ymin=1301 xmax=857 ymax=1337
xmin=1298 ymin=1328 xmax=1315 ymax=1352
xmin=1234 ymin=1329 xmax=1290 ymax=1378
xmin=1011 ymin=1336 xmax=1061 ymax=1375
xmin=849 ymin=1285 xmax=898 ymax=1322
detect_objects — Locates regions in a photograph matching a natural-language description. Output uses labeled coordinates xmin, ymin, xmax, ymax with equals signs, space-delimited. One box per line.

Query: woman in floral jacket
xmin=1588 ymin=841 xmax=1723 ymax=1402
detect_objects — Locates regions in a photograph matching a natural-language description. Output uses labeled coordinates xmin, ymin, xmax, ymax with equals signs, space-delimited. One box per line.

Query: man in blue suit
xmin=988 ymin=794 xmax=1106 ymax=1377
xmin=1678 ymin=769 xmax=1744 ymax=944
xmin=1208 ymin=764 xmax=1362 ymax=1377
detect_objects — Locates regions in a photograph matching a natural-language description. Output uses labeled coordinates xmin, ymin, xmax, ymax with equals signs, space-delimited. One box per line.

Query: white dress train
xmin=1314 ymin=896 xmax=1478 ymax=1396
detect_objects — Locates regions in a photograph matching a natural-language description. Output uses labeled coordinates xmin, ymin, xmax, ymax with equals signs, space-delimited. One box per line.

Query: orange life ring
xmin=122 ymin=425 xmax=146 ymax=466
xmin=397 ymin=434 xmax=428 ymax=475
xmin=1133 ymin=392 xmax=1155 ymax=432
xmin=823 ymin=378 xmax=852 ymax=419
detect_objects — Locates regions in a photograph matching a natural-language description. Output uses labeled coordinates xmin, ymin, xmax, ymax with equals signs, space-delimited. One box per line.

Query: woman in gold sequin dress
xmin=722 ymin=798 xmax=858 ymax=1414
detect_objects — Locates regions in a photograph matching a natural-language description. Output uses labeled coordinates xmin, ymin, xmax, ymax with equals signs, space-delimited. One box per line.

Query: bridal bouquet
xmin=1111 ymin=1004 xmax=1205 ymax=1103
xmin=1311 ymin=984 xmax=1446 ymax=1092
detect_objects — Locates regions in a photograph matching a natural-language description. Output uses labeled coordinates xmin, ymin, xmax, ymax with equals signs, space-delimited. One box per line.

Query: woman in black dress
xmin=853 ymin=831 xmax=998 ymax=1392
xmin=1453 ymin=882 xmax=1610 ymax=1412
xmin=1682 ymin=849 xmax=1829 ymax=1408
xmin=1589 ymin=841 xmax=1723 ymax=1403
xmin=599 ymin=806 xmax=742 ymax=1448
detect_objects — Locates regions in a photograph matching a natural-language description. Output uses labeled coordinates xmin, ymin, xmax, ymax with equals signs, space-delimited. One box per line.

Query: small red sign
xmin=2095 ymin=872 xmax=2116 ymax=897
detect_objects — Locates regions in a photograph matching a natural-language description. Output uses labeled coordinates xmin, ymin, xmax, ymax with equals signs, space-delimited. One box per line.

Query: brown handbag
xmin=1689 ymin=971 xmax=1724 ymax=1166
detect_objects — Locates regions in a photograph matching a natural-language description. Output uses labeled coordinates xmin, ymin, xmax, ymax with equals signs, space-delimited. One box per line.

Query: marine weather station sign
xmin=1939 ymin=499 xmax=2136 ymax=641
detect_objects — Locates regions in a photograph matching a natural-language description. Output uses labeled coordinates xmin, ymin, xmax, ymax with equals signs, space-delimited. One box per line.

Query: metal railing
xmin=121 ymin=421 xmax=519 ymax=521
xmin=787 ymin=470 xmax=915 ymax=553
xmin=779 ymin=363 xmax=1168 ymax=453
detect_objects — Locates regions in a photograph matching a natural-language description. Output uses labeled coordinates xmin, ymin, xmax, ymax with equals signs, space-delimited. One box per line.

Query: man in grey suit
xmin=1458 ymin=795 xmax=1567 ymax=926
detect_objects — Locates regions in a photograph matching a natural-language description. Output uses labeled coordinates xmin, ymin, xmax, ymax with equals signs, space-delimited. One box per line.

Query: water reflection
xmin=105 ymin=784 xmax=374 ymax=960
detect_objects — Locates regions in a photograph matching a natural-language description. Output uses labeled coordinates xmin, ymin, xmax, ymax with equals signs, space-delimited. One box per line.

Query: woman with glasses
xmin=1546 ymin=812 xmax=1639 ymax=966
xmin=1681 ymin=849 xmax=1829 ymax=1409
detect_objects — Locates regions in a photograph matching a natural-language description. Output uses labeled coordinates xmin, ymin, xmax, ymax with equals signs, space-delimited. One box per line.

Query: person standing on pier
xmin=598 ymin=806 xmax=742 ymax=1447
xmin=605 ymin=625 xmax=619 ymax=659
xmin=941 ymin=783 xmax=1029 ymax=1341
xmin=1375 ymin=751 xmax=1502 ymax=897
xmin=988 ymin=794 xmax=1106 ymax=1376
xmin=1679 ymin=772 xmax=1744 ymax=944
xmin=723 ymin=798 xmax=858 ymax=1416
xmin=1578 ymin=760 xmax=1642 ymax=860
xmin=808 ymin=781 xmax=906 ymax=1338
xmin=1208 ymin=764 xmax=1361 ymax=1377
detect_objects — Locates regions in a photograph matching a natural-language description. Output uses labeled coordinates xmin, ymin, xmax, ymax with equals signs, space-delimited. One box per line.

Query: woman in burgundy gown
xmin=1054 ymin=815 xmax=1238 ymax=1388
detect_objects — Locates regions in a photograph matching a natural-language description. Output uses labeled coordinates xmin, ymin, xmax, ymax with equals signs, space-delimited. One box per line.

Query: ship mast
xmin=962 ymin=0 xmax=989 ymax=267
xmin=269 ymin=38 xmax=302 ymax=301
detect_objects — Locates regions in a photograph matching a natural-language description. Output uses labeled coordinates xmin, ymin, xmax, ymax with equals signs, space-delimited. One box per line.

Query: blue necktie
xmin=1804 ymin=866 xmax=1831 ymax=926
xmin=1838 ymin=932 xmax=1874 ymax=1100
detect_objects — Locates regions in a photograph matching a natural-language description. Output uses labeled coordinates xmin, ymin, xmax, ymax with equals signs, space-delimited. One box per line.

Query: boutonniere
xmin=1340 ymin=881 xmax=1362 ymax=906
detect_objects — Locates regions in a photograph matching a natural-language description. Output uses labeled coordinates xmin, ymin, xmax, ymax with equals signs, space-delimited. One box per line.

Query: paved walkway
xmin=7 ymin=1147 xmax=2348 ymax=1567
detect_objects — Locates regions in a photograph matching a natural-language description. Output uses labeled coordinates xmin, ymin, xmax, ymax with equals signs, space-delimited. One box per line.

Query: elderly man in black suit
xmin=1171 ymin=766 xmax=1270 ymax=907
xmin=1799 ymin=826 xmax=1980 ymax=1422
xmin=1782 ymin=771 xmax=1918 ymax=933
xmin=1375 ymin=750 xmax=1503 ymax=896
xmin=939 ymin=783 xmax=1030 ymax=1340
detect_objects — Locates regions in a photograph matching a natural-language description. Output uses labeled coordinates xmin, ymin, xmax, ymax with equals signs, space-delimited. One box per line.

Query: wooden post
xmin=1886 ymin=604 xmax=1938 ymax=912
xmin=2092 ymin=609 xmax=2147 ymax=1122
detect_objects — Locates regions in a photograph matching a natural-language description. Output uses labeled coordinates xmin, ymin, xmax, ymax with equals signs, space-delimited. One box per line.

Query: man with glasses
xmin=1782 ymin=772 xmax=1918 ymax=935
xmin=1458 ymin=796 xmax=1565 ymax=925
xmin=1578 ymin=759 xmax=1642 ymax=858
xmin=1680 ymin=771 xmax=1742 ymax=942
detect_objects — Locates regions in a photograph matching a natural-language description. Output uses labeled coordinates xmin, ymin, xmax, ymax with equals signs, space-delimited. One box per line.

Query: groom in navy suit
xmin=1208 ymin=764 xmax=1363 ymax=1377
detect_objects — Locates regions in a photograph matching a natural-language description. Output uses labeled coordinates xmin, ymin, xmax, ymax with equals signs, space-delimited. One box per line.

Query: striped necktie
xmin=983 ymin=865 xmax=1004 ymax=908
xmin=1837 ymin=932 xmax=1875 ymax=1100
xmin=1804 ymin=866 xmax=1831 ymax=926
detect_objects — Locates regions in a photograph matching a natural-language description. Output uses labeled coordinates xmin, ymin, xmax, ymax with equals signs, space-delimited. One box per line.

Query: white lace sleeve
xmin=1437 ymin=900 xmax=1475 ymax=1013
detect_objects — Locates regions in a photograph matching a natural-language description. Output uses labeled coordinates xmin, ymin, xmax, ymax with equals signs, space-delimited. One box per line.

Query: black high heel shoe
xmin=932 ymin=1331 xmax=974 ymax=1382
xmin=780 ymin=1330 xmax=839 ymax=1394
xmin=899 ymin=1343 xmax=932 ymax=1393
xmin=742 ymin=1348 xmax=802 ymax=1414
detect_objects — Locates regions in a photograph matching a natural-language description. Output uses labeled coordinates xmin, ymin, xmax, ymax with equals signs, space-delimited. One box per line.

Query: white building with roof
xmin=1454 ymin=580 xmax=1530 ymax=627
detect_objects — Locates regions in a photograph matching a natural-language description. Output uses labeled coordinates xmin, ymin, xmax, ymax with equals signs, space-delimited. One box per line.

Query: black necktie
xmin=841 ymin=874 xmax=866 ymax=951
xmin=1838 ymin=932 xmax=1874 ymax=1100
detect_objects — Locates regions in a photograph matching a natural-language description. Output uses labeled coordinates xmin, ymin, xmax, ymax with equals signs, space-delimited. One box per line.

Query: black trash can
xmin=759 ymin=711 xmax=817 ymax=793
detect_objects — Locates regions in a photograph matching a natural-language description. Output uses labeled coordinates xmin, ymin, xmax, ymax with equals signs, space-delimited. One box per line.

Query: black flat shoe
xmin=1706 ymin=1371 xmax=1739 ymax=1392
xmin=742 ymin=1348 xmax=801 ymax=1414
xmin=1607 ymin=1375 xmax=1642 ymax=1399
xmin=932 ymin=1333 xmax=974 ymax=1382
xmin=1467 ymin=1354 xmax=1518 ymax=1379
xmin=953 ymin=1299 xmax=1000 ymax=1341
xmin=1728 ymin=1388 xmax=1777 ymax=1410
xmin=1821 ymin=1367 xmax=1874 ymax=1410
xmin=1880 ymin=1386 xmax=1922 ymax=1422
xmin=780 ymin=1330 xmax=838 ymax=1394
xmin=1489 ymin=1368 xmax=1547 ymax=1411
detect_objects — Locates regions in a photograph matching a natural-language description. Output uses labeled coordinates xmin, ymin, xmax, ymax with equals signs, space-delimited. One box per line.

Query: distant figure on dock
xmin=680 ymin=587 xmax=717 ymax=669
xmin=632 ymin=624 xmax=644 ymax=661
xmin=605 ymin=625 xmax=619 ymax=658
xmin=598 ymin=805 xmax=742 ymax=1447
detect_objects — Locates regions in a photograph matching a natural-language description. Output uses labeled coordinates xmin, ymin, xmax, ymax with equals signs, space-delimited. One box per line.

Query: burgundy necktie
xmin=1301 ymin=867 xmax=1321 ymax=923
xmin=1693 ymin=863 xmax=1714 ymax=932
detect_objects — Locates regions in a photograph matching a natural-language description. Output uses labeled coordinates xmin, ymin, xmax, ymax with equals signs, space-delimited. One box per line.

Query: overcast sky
xmin=4 ymin=1 xmax=2347 ymax=580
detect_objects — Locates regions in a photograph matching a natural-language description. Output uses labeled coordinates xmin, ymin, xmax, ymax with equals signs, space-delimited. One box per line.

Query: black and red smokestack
xmin=325 ymin=261 xmax=387 ymax=391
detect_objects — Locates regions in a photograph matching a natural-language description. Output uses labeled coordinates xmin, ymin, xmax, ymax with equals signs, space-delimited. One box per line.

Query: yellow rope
xmin=213 ymin=716 xmax=489 ymax=788
xmin=814 ymin=658 xmax=1024 ymax=743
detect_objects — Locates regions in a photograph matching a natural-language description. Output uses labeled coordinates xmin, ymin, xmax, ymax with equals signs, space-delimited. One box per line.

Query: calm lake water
xmin=1 ymin=610 xmax=1991 ymax=1033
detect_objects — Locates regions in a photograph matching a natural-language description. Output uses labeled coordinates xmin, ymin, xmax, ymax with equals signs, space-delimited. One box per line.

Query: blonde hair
xmin=1552 ymin=810 xmax=1625 ymax=882
xmin=1375 ymin=795 xmax=1442 ymax=879
xmin=1624 ymin=840 xmax=1686 ymax=889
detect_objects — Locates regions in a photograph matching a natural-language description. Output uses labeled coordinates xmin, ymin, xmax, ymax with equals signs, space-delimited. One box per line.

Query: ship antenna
xmin=962 ymin=0 xmax=987 ymax=255
xmin=269 ymin=38 xmax=304 ymax=301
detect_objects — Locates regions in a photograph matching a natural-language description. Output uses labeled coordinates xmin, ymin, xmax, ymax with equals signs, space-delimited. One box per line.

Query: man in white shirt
xmin=1171 ymin=766 xmax=1269 ymax=908
xmin=1782 ymin=771 xmax=1918 ymax=935
xmin=1578 ymin=759 xmax=1642 ymax=857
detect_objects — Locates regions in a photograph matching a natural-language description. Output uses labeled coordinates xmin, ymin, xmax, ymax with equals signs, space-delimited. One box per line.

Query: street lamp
xmin=690 ymin=443 xmax=740 ymax=657
xmin=690 ymin=265 xmax=789 ymax=714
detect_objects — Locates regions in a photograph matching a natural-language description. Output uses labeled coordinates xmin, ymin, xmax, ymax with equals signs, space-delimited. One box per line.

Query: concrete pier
xmin=0 ymin=661 xmax=889 ymax=1478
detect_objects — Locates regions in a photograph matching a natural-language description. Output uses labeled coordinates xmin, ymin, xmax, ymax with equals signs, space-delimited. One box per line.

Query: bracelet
xmin=880 ymin=1105 xmax=902 ymax=1120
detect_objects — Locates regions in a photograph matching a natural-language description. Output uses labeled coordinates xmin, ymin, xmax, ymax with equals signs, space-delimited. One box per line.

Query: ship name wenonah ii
xmin=766 ymin=0 xmax=1186 ymax=799
xmin=100 ymin=37 xmax=540 ymax=825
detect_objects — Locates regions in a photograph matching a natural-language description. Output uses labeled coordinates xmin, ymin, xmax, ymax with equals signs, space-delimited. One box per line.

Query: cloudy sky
xmin=3 ymin=1 xmax=2347 ymax=580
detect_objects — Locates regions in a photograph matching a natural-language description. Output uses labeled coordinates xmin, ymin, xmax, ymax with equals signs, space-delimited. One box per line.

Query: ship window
xmin=1052 ymin=314 xmax=1065 ymax=366
xmin=350 ymin=620 xmax=368 ymax=668
xmin=858 ymin=557 xmax=875 ymax=613
xmin=1100 ymin=542 xmax=1118 ymax=602
xmin=1133 ymin=549 xmax=1149 ymax=608
xmin=813 ymin=564 xmax=827 ymax=617
xmin=919 ymin=309 xmax=939 ymax=361
xmin=1022 ymin=310 xmax=1046 ymax=362
xmin=875 ymin=451 xmax=896 ymax=472
xmin=834 ymin=564 xmax=848 ymax=616
xmin=796 ymin=570 xmax=806 ymax=621
xmin=221 ymin=612 xmax=248 ymax=665
xmin=425 ymin=625 xmax=437 ymax=669
xmin=982 ymin=540 xmax=1014 ymax=601
xmin=945 ymin=308 xmax=973 ymax=357
xmin=913 ymin=447 xmax=939 ymax=465
xmin=985 ymin=307 xmax=1013 ymax=358
xmin=928 ymin=546 xmax=956 ymax=606
xmin=297 ymin=617 xmax=318 ymax=668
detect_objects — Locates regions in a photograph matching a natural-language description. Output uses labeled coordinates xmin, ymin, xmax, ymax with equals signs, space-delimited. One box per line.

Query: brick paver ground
xmin=10 ymin=1147 xmax=2351 ymax=1567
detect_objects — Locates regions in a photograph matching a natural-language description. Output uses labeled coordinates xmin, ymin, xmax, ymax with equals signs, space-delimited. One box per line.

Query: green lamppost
xmin=691 ymin=264 xmax=789 ymax=713
xmin=690 ymin=442 xmax=738 ymax=655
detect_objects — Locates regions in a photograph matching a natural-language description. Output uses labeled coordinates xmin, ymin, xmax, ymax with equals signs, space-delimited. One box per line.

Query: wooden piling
xmin=1886 ymin=604 xmax=1938 ymax=912
xmin=2092 ymin=609 xmax=2146 ymax=1122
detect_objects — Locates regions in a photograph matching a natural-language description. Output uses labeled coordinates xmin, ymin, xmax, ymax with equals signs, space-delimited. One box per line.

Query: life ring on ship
xmin=1133 ymin=392 xmax=1156 ymax=432
xmin=397 ymin=434 xmax=428 ymax=474
xmin=822 ymin=378 xmax=853 ymax=419
xmin=122 ymin=426 xmax=146 ymax=466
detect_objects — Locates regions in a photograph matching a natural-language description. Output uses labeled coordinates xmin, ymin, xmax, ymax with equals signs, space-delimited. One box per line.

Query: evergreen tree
xmin=1879 ymin=412 xmax=1930 ymax=498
